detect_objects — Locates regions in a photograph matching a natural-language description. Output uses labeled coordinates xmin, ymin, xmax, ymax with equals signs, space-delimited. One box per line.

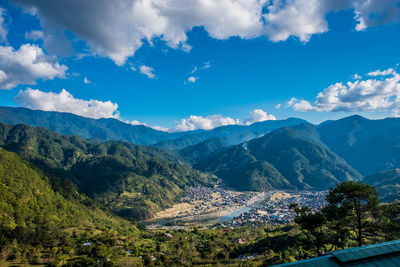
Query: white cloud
xmin=287 ymin=97 xmax=315 ymax=112
xmin=14 ymin=0 xmax=398 ymax=64
xmin=187 ymin=61 xmax=211 ymax=83
xmin=139 ymin=65 xmax=155 ymax=79
xmin=202 ymin=61 xmax=211 ymax=69
xmin=15 ymin=0 xmax=264 ymax=65
xmin=0 ymin=8 xmax=7 ymax=42
xmin=83 ymin=77 xmax=91 ymax=84
xmin=287 ymin=68 xmax=400 ymax=115
xmin=275 ymin=103 xmax=281 ymax=109
xmin=190 ymin=66 xmax=198 ymax=74
xmin=243 ymin=109 xmax=276 ymax=125
xmin=14 ymin=88 xmax=120 ymax=119
xmin=188 ymin=76 xmax=198 ymax=83
xmin=129 ymin=63 xmax=137 ymax=72
xmin=126 ymin=120 xmax=168 ymax=131
xmin=353 ymin=74 xmax=362 ymax=79
xmin=367 ymin=68 xmax=395 ymax=76
xmin=172 ymin=114 xmax=239 ymax=132
xmin=171 ymin=109 xmax=276 ymax=132
xmin=0 ymin=44 xmax=67 ymax=89
xmin=263 ymin=0 xmax=329 ymax=42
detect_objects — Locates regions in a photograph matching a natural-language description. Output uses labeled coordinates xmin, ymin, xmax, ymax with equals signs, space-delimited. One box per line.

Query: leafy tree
xmin=323 ymin=181 xmax=383 ymax=247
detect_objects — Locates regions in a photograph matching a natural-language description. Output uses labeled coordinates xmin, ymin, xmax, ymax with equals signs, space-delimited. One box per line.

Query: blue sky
xmin=0 ymin=1 xmax=400 ymax=131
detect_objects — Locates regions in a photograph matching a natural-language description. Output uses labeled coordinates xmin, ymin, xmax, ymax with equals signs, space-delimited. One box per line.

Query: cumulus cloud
xmin=0 ymin=44 xmax=67 ymax=89
xmin=172 ymin=114 xmax=239 ymax=132
xmin=263 ymin=0 xmax=329 ymax=42
xmin=0 ymin=8 xmax=7 ymax=42
xmin=14 ymin=88 xmax=120 ymax=119
xmin=15 ymin=0 xmax=264 ymax=65
xmin=171 ymin=109 xmax=276 ymax=132
xmin=13 ymin=0 xmax=399 ymax=64
xmin=139 ymin=65 xmax=155 ymax=79
xmin=287 ymin=68 xmax=400 ymax=115
xmin=287 ymin=97 xmax=315 ymax=112
xmin=243 ymin=109 xmax=276 ymax=125
xmin=275 ymin=104 xmax=281 ymax=109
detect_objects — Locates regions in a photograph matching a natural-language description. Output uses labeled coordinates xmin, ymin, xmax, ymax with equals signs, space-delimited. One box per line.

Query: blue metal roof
xmin=273 ymin=240 xmax=400 ymax=267
xmin=332 ymin=240 xmax=400 ymax=263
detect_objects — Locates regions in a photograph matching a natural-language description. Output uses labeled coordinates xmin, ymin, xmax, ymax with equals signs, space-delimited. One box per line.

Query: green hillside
xmin=0 ymin=123 xmax=217 ymax=220
xmin=177 ymin=137 xmax=229 ymax=164
xmin=0 ymin=147 xmax=136 ymax=235
xmin=364 ymin=169 xmax=400 ymax=202
xmin=196 ymin=124 xmax=361 ymax=191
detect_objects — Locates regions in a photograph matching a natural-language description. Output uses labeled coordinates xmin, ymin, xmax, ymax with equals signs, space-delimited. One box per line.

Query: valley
xmin=145 ymin=185 xmax=328 ymax=229
xmin=144 ymin=185 xmax=261 ymax=228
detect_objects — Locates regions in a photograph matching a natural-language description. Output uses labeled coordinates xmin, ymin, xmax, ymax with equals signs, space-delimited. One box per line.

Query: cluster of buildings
xmin=180 ymin=186 xmax=253 ymax=216
xmin=218 ymin=191 xmax=328 ymax=226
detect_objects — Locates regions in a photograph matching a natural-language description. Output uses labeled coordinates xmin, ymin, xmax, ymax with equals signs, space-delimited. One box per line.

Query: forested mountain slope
xmin=318 ymin=115 xmax=400 ymax=176
xmin=0 ymin=123 xmax=216 ymax=220
xmin=364 ymin=169 xmax=400 ymax=202
xmin=195 ymin=124 xmax=361 ymax=191
xmin=0 ymin=147 xmax=136 ymax=236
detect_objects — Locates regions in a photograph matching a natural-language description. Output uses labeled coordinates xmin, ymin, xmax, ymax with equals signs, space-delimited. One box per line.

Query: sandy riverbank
xmin=145 ymin=191 xmax=266 ymax=229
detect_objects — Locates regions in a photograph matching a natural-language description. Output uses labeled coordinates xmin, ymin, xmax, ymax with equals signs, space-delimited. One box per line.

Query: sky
xmin=0 ymin=0 xmax=400 ymax=132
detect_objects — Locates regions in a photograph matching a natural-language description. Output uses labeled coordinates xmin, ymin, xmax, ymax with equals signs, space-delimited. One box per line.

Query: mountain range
xmin=0 ymin=106 xmax=307 ymax=149
xmin=195 ymin=124 xmax=362 ymax=191
xmin=2 ymin=106 xmax=400 ymax=204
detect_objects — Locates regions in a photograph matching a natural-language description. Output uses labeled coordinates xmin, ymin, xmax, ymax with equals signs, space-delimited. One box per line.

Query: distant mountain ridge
xmin=0 ymin=106 xmax=182 ymax=145
xmin=195 ymin=124 xmax=362 ymax=191
xmin=155 ymin=117 xmax=308 ymax=150
xmin=0 ymin=106 xmax=308 ymax=149
xmin=317 ymin=115 xmax=400 ymax=176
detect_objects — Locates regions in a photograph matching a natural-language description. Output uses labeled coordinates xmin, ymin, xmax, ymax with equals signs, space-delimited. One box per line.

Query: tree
xmin=290 ymin=203 xmax=329 ymax=254
xmin=323 ymin=181 xmax=382 ymax=247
